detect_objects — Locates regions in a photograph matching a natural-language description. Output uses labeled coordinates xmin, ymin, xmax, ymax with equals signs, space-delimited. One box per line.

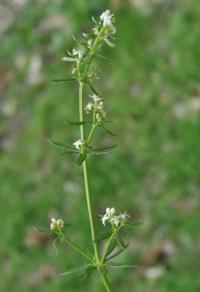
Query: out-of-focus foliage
xmin=0 ymin=0 xmax=200 ymax=291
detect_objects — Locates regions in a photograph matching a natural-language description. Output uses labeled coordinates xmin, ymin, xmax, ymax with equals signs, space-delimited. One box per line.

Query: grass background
xmin=0 ymin=0 xmax=200 ymax=291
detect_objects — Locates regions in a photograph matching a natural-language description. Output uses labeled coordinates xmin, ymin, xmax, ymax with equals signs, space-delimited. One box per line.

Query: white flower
xmin=96 ymin=110 xmax=106 ymax=122
xmin=106 ymin=207 xmax=116 ymax=216
xmin=85 ymin=94 xmax=105 ymax=118
xmin=90 ymin=93 xmax=101 ymax=103
xmin=56 ymin=219 xmax=64 ymax=228
xmin=82 ymin=33 xmax=88 ymax=38
xmin=50 ymin=217 xmax=64 ymax=231
xmin=101 ymin=207 xmax=129 ymax=227
xmin=118 ymin=213 xmax=129 ymax=221
xmin=101 ymin=207 xmax=116 ymax=226
xmin=101 ymin=207 xmax=115 ymax=226
xmin=62 ymin=48 xmax=84 ymax=62
xmin=112 ymin=216 xmax=120 ymax=227
xmin=87 ymin=39 xmax=93 ymax=48
xmin=72 ymin=48 xmax=84 ymax=59
xmin=93 ymin=27 xmax=99 ymax=35
xmin=73 ymin=139 xmax=85 ymax=150
xmin=85 ymin=102 xmax=93 ymax=113
xmin=51 ymin=218 xmax=56 ymax=224
xmin=100 ymin=10 xmax=113 ymax=27
xmin=102 ymin=214 xmax=109 ymax=226
xmin=97 ymin=101 xmax=104 ymax=111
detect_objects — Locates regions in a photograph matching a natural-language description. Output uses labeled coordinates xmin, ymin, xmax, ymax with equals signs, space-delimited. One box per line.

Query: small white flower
xmin=90 ymin=93 xmax=101 ymax=103
xmin=112 ymin=216 xmax=120 ymax=227
xmin=72 ymin=48 xmax=84 ymax=59
xmin=96 ymin=110 xmax=106 ymax=122
xmin=82 ymin=33 xmax=88 ymax=38
xmin=100 ymin=10 xmax=113 ymax=27
xmin=85 ymin=102 xmax=93 ymax=113
xmin=73 ymin=139 xmax=85 ymax=150
xmin=50 ymin=217 xmax=64 ymax=231
xmin=101 ymin=207 xmax=116 ymax=226
xmin=56 ymin=219 xmax=64 ymax=229
xmin=102 ymin=214 xmax=109 ymax=226
xmin=97 ymin=101 xmax=104 ymax=111
xmin=106 ymin=207 xmax=116 ymax=216
xmin=51 ymin=218 xmax=56 ymax=224
xmin=62 ymin=48 xmax=84 ymax=61
xmin=101 ymin=207 xmax=129 ymax=227
xmin=93 ymin=27 xmax=99 ymax=35
xmin=87 ymin=39 xmax=93 ymax=48
xmin=118 ymin=213 xmax=129 ymax=221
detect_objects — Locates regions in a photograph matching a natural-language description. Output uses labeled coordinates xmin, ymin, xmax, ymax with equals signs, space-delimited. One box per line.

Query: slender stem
xmin=79 ymin=81 xmax=113 ymax=292
xmin=87 ymin=124 xmax=97 ymax=144
xmin=82 ymin=157 xmax=100 ymax=261
xmin=79 ymin=82 xmax=100 ymax=260
xmin=63 ymin=236 xmax=93 ymax=263
xmin=99 ymin=272 xmax=112 ymax=292
xmin=79 ymin=82 xmax=85 ymax=141
xmin=84 ymin=27 xmax=105 ymax=75
xmin=101 ymin=234 xmax=115 ymax=264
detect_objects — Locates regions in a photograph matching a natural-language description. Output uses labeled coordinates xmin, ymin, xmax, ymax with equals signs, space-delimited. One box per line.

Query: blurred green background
xmin=1 ymin=0 xmax=200 ymax=291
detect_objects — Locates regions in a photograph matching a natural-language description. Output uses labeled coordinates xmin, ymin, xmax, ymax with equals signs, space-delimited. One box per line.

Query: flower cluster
xmin=84 ymin=10 xmax=116 ymax=48
xmin=85 ymin=94 xmax=106 ymax=122
xmin=61 ymin=10 xmax=116 ymax=66
xmin=100 ymin=10 xmax=114 ymax=27
xmin=50 ymin=217 xmax=64 ymax=232
xmin=73 ymin=139 xmax=85 ymax=150
xmin=62 ymin=48 xmax=84 ymax=62
xmin=101 ymin=207 xmax=129 ymax=228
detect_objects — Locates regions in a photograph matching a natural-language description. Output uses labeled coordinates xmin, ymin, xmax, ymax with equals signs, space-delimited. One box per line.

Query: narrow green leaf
xmin=49 ymin=140 xmax=75 ymax=150
xmin=61 ymin=151 xmax=78 ymax=155
xmin=95 ymin=232 xmax=113 ymax=242
xmin=101 ymin=124 xmax=115 ymax=136
xmin=117 ymin=235 xmax=129 ymax=250
xmin=59 ymin=264 xmax=92 ymax=277
xmin=96 ymin=53 xmax=112 ymax=60
xmin=89 ymin=145 xmax=118 ymax=155
xmin=105 ymin=263 xmax=137 ymax=269
xmin=104 ymin=38 xmax=115 ymax=47
xmin=72 ymin=34 xmax=87 ymax=50
xmin=84 ymin=266 xmax=95 ymax=278
xmin=65 ymin=120 xmax=87 ymax=126
xmin=92 ymin=16 xmax=97 ymax=24
xmin=51 ymin=78 xmax=76 ymax=82
xmin=123 ymin=222 xmax=143 ymax=231
xmin=105 ymin=237 xmax=116 ymax=258
xmin=89 ymin=84 xmax=101 ymax=97
xmin=106 ymin=247 xmax=127 ymax=261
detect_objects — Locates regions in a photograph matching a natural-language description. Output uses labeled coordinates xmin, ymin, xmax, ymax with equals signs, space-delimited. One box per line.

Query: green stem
xmin=63 ymin=235 xmax=93 ymax=263
xmin=87 ymin=124 xmax=97 ymax=145
xmin=84 ymin=27 xmax=105 ymax=75
xmin=101 ymin=234 xmax=115 ymax=264
xmin=79 ymin=82 xmax=99 ymax=260
xmin=79 ymin=81 xmax=113 ymax=292
xmin=99 ymin=272 xmax=112 ymax=292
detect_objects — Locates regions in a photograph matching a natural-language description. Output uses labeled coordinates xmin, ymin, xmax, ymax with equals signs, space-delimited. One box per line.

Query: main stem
xmin=79 ymin=81 xmax=112 ymax=292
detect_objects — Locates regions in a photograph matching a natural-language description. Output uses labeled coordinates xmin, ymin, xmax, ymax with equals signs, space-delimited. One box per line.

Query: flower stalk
xmin=79 ymin=81 xmax=112 ymax=291
xmin=48 ymin=10 xmax=134 ymax=292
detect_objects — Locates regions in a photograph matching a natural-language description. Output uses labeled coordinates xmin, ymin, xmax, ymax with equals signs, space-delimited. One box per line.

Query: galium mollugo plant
xmin=48 ymin=10 xmax=137 ymax=291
